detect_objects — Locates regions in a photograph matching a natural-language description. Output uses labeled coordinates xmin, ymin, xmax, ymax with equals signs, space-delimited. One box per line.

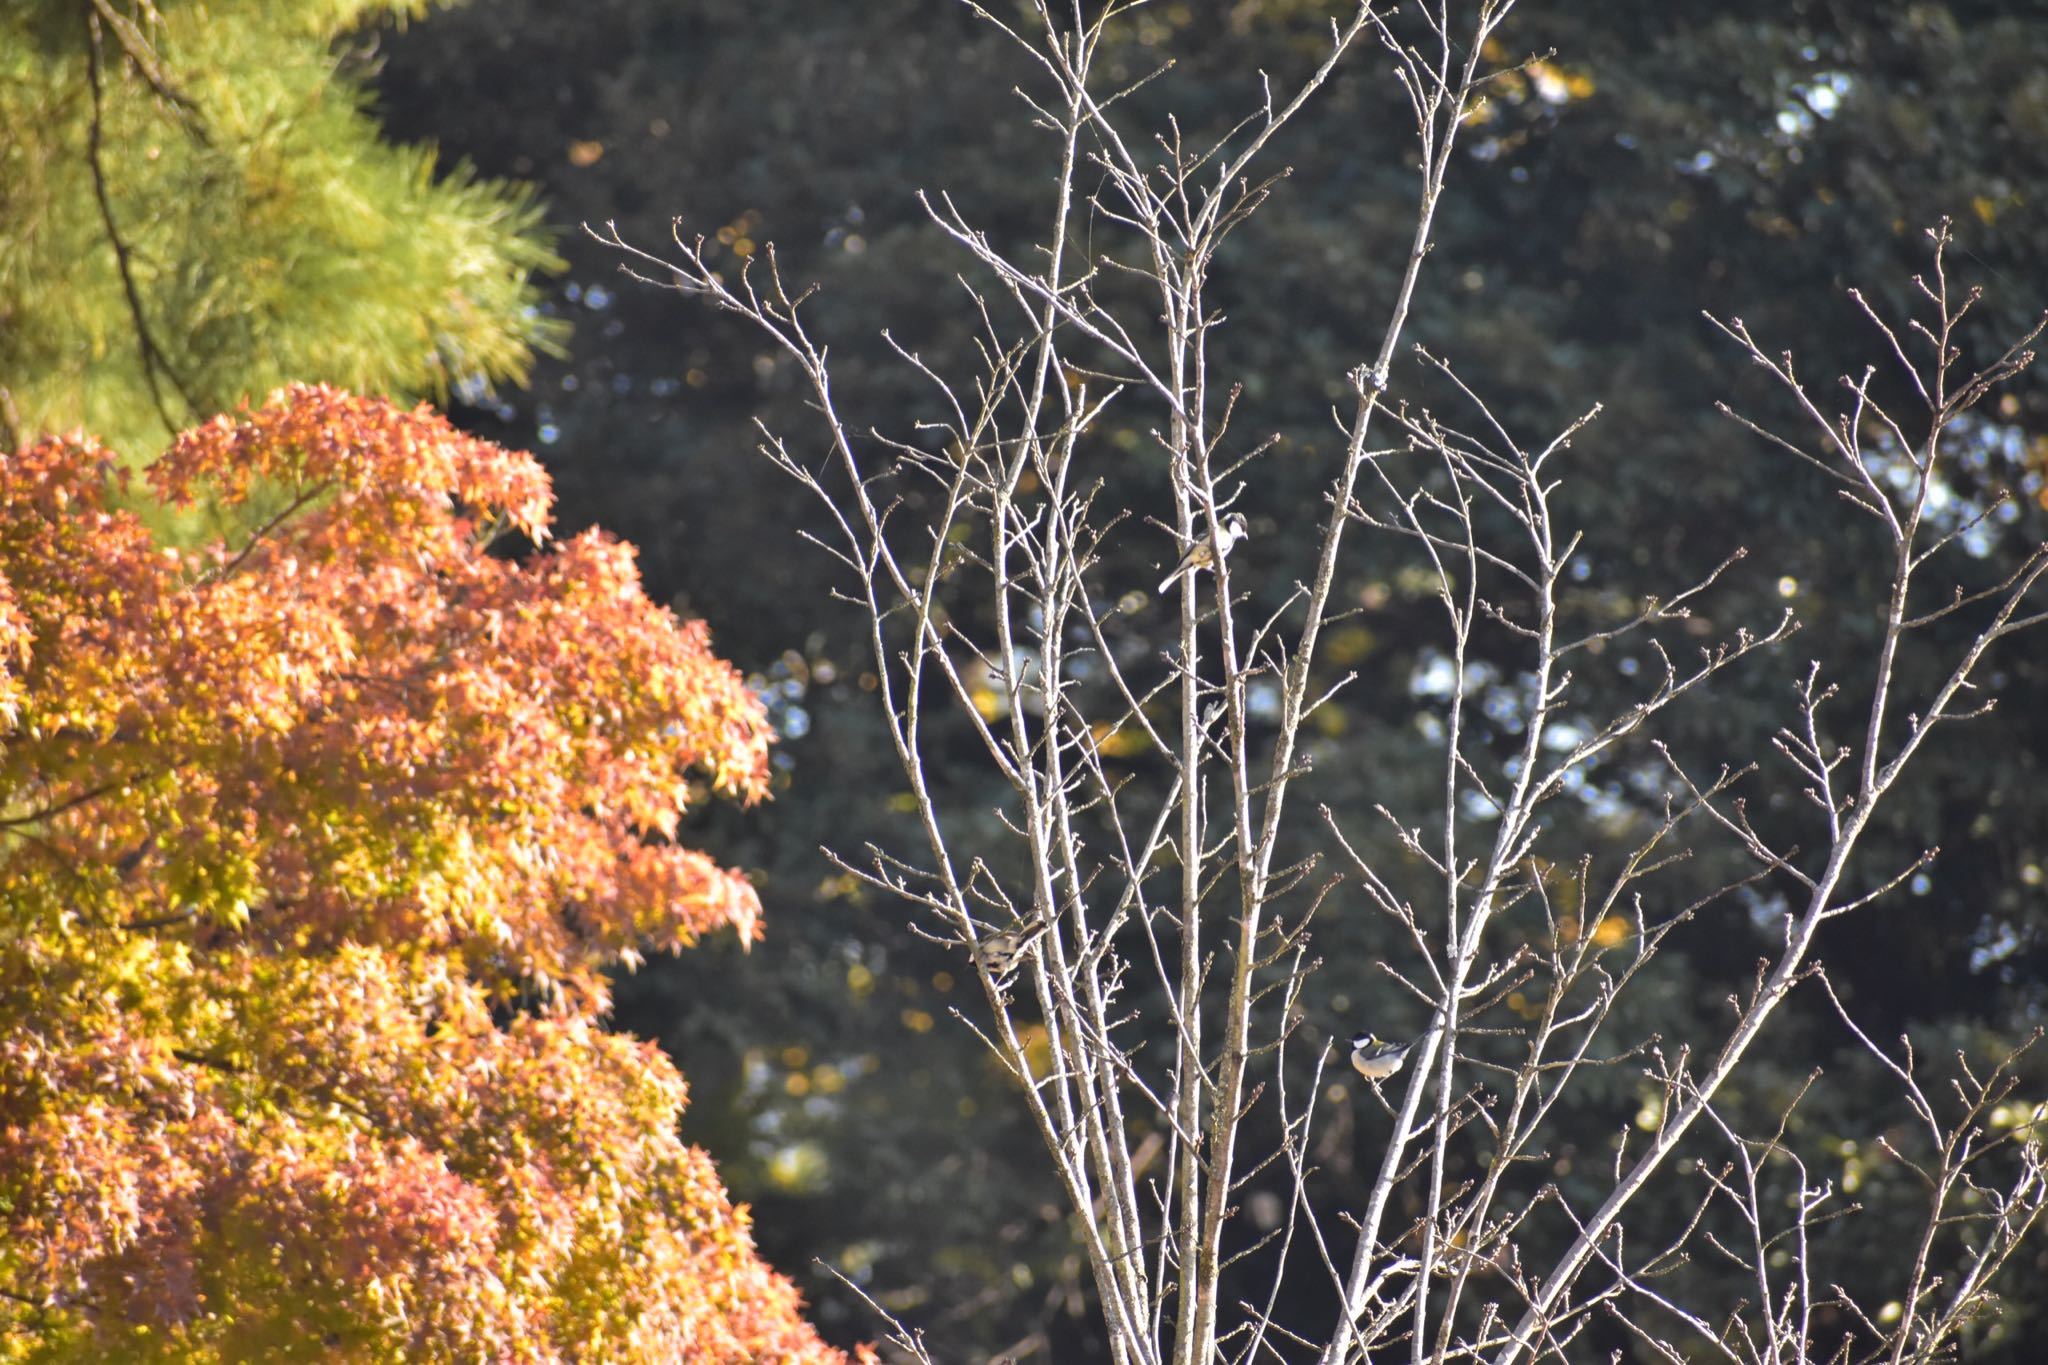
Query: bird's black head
xmin=1349 ymin=1032 xmax=1376 ymax=1050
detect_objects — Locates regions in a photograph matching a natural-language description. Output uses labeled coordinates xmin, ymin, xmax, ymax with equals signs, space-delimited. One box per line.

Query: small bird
xmin=972 ymin=915 xmax=1052 ymax=982
xmin=1158 ymin=512 xmax=1249 ymax=595
xmin=1350 ymin=1032 xmax=1413 ymax=1083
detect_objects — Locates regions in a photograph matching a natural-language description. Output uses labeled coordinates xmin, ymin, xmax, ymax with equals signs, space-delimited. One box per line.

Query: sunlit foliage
xmin=0 ymin=1 xmax=563 ymax=457
xmin=0 ymin=387 xmax=849 ymax=1363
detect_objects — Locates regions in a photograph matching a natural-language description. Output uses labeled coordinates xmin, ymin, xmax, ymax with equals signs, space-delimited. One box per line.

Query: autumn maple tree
xmin=0 ymin=386 xmax=850 ymax=1362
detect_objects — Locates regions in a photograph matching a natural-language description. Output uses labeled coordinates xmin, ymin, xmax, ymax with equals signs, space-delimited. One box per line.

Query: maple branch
xmin=194 ymin=478 xmax=334 ymax=586
xmin=0 ymin=781 xmax=125 ymax=829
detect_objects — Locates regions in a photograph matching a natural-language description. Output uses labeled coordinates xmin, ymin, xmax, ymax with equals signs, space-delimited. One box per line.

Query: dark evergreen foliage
xmin=372 ymin=4 xmax=2048 ymax=1357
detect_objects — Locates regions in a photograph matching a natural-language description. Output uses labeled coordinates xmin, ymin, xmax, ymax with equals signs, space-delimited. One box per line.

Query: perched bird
xmin=1350 ymin=1032 xmax=1413 ymax=1083
xmin=972 ymin=915 xmax=1052 ymax=982
xmin=1158 ymin=512 xmax=1250 ymax=595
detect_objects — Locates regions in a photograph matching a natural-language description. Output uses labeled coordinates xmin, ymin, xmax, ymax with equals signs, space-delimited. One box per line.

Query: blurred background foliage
xmin=367 ymin=1 xmax=2048 ymax=1359
xmin=8 ymin=0 xmax=2043 ymax=1360
xmin=368 ymin=2 xmax=2048 ymax=1358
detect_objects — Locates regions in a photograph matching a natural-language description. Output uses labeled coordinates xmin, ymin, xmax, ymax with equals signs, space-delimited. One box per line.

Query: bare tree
xmin=595 ymin=3 xmax=2047 ymax=1360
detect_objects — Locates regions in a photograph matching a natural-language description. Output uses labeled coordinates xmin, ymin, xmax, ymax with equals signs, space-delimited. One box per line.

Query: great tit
xmin=972 ymin=915 xmax=1052 ymax=982
xmin=1349 ymin=1032 xmax=1413 ymax=1083
xmin=1158 ymin=512 xmax=1249 ymax=594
